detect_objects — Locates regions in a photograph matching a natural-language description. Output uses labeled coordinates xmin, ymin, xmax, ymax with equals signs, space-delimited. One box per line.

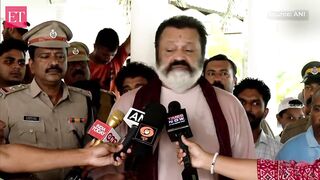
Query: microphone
xmin=166 ymin=101 xmax=193 ymax=141
xmin=88 ymin=110 xmax=124 ymax=145
xmin=166 ymin=101 xmax=198 ymax=180
xmin=113 ymin=108 xmax=145 ymax=160
xmin=124 ymin=103 xmax=167 ymax=172
xmin=123 ymin=107 xmax=145 ymax=128
xmin=133 ymin=103 xmax=167 ymax=156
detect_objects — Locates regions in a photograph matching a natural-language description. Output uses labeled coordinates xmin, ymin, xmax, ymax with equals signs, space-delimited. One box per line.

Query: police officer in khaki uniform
xmin=64 ymin=41 xmax=116 ymax=122
xmin=280 ymin=61 xmax=320 ymax=143
xmin=0 ymin=20 xmax=92 ymax=180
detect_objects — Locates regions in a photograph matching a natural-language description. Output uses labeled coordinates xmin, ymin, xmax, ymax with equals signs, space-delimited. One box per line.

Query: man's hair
xmin=233 ymin=77 xmax=271 ymax=106
xmin=154 ymin=15 xmax=207 ymax=64
xmin=0 ymin=38 xmax=28 ymax=56
xmin=203 ymin=54 xmax=237 ymax=77
xmin=115 ymin=61 xmax=158 ymax=94
xmin=94 ymin=28 xmax=119 ymax=52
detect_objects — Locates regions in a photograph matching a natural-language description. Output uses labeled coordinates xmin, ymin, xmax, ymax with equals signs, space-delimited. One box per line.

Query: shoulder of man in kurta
xmin=68 ymin=86 xmax=92 ymax=99
xmin=0 ymin=84 xmax=29 ymax=98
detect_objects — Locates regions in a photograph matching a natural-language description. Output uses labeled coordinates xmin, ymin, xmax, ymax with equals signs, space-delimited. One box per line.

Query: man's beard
xmin=246 ymin=111 xmax=263 ymax=130
xmin=157 ymin=59 xmax=203 ymax=93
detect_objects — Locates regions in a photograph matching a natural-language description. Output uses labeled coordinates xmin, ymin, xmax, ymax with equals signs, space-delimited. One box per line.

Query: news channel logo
xmin=4 ymin=6 xmax=28 ymax=28
xmin=268 ymin=10 xmax=308 ymax=20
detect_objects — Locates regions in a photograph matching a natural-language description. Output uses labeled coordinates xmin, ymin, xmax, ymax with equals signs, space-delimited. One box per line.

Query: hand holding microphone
xmin=177 ymin=135 xmax=213 ymax=171
xmin=65 ymin=110 xmax=125 ymax=180
xmin=113 ymin=107 xmax=145 ymax=160
xmin=114 ymin=103 xmax=166 ymax=161
xmin=166 ymin=101 xmax=198 ymax=180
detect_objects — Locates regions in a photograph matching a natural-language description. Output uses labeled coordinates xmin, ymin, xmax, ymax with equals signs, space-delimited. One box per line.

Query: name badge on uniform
xmin=24 ymin=116 xmax=40 ymax=122
xmin=69 ymin=117 xmax=87 ymax=123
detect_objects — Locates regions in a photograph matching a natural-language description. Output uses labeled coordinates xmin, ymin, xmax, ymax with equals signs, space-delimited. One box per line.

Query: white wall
xmin=0 ymin=0 xmax=130 ymax=52
xmin=247 ymin=0 xmax=320 ymax=134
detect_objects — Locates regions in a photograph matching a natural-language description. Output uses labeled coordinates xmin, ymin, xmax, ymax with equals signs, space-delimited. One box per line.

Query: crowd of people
xmin=0 ymin=14 xmax=319 ymax=180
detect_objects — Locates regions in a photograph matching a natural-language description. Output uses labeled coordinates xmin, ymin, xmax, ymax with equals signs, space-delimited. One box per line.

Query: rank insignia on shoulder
xmin=68 ymin=86 xmax=92 ymax=98
xmin=0 ymin=84 xmax=27 ymax=97
xmin=69 ymin=117 xmax=87 ymax=123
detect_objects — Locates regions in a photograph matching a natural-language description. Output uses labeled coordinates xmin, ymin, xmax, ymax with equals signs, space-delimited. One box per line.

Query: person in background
xmin=115 ymin=61 xmax=158 ymax=95
xmin=203 ymin=54 xmax=237 ymax=93
xmin=2 ymin=21 xmax=30 ymax=41
xmin=65 ymin=41 xmax=116 ymax=121
xmin=2 ymin=21 xmax=34 ymax=84
xmin=203 ymin=54 xmax=274 ymax=138
xmin=281 ymin=61 xmax=320 ymax=143
xmin=276 ymin=97 xmax=305 ymax=141
xmin=89 ymin=28 xmax=130 ymax=92
xmin=234 ymin=78 xmax=282 ymax=159
xmin=0 ymin=39 xmax=27 ymax=88
xmin=276 ymin=88 xmax=320 ymax=163
xmin=176 ymin=135 xmax=320 ymax=180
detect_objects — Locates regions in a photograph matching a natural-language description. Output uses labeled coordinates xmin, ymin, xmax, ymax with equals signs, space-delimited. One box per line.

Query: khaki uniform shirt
xmin=0 ymin=79 xmax=91 ymax=180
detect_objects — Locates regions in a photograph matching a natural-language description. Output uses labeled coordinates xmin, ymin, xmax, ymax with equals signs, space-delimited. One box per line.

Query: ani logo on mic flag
xmin=124 ymin=107 xmax=145 ymax=128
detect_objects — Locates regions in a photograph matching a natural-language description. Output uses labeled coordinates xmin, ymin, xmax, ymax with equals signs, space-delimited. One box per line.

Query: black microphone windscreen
xmin=143 ymin=103 xmax=167 ymax=128
xmin=133 ymin=103 xmax=166 ymax=155
xmin=168 ymin=101 xmax=181 ymax=113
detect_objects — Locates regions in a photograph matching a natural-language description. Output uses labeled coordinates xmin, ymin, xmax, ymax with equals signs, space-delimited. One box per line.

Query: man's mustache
xmin=246 ymin=111 xmax=262 ymax=130
xmin=167 ymin=60 xmax=192 ymax=72
xmin=45 ymin=65 xmax=63 ymax=73
xmin=246 ymin=112 xmax=256 ymax=122
xmin=212 ymin=81 xmax=225 ymax=90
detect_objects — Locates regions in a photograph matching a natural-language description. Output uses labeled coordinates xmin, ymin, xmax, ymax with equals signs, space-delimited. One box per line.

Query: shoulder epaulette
xmin=100 ymin=89 xmax=116 ymax=96
xmin=68 ymin=86 xmax=92 ymax=98
xmin=0 ymin=84 xmax=28 ymax=98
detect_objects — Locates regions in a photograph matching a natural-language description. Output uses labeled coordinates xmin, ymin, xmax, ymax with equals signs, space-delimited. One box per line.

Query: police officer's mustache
xmin=45 ymin=65 xmax=63 ymax=73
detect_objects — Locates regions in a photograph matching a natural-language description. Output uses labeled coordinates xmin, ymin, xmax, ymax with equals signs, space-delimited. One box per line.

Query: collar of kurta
xmin=126 ymin=76 xmax=232 ymax=180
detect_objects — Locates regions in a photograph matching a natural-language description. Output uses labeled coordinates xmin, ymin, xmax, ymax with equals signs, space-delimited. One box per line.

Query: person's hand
xmin=85 ymin=143 xmax=128 ymax=167
xmin=176 ymin=135 xmax=213 ymax=171
xmin=0 ymin=120 xmax=6 ymax=144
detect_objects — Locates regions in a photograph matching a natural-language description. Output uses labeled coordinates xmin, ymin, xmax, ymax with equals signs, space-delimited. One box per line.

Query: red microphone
xmin=88 ymin=110 xmax=124 ymax=146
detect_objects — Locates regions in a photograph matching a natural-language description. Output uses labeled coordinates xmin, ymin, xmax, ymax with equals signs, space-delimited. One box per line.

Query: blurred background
xmin=2 ymin=0 xmax=320 ymax=135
